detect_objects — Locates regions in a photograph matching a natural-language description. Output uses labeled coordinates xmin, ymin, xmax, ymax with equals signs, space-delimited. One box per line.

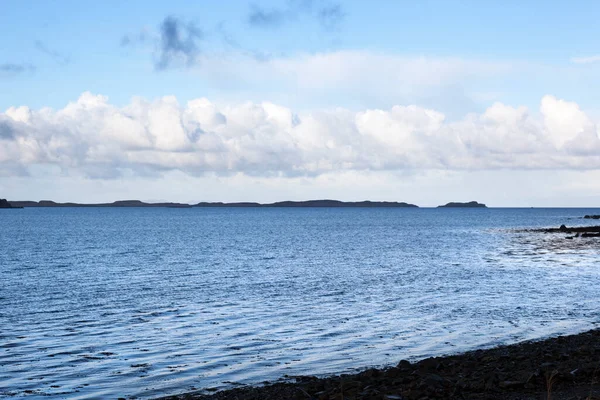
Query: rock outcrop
xmin=584 ymin=215 xmax=600 ymax=219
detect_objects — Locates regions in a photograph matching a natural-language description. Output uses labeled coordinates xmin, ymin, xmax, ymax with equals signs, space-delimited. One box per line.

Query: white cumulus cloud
xmin=1 ymin=92 xmax=599 ymax=179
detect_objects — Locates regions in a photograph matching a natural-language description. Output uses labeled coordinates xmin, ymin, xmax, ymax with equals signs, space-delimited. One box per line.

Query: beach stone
xmin=417 ymin=357 xmax=439 ymax=371
xmin=424 ymin=374 xmax=446 ymax=388
xmin=360 ymin=368 xmax=380 ymax=378
xmin=539 ymin=362 xmax=557 ymax=371
xmin=499 ymin=380 xmax=523 ymax=389
xmin=403 ymin=388 xmax=425 ymax=399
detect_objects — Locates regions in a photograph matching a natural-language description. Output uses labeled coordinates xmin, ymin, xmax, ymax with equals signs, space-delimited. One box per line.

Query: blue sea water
xmin=1 ymin=207 xmax=600 ymax=399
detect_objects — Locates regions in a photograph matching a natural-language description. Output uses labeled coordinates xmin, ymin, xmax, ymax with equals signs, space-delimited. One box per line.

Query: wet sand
xmin=156 ymin=329 xmax=600 ymax=400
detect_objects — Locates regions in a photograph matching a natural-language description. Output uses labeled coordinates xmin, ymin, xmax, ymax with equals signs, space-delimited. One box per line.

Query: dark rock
xmin=584 ymin=215 xmax=600 ymax=219
xmin=360 ymin=369 xmax=380 ymax=379
xmin=417 ymin=357 xmax=439 ymax=371
xmin=499 ymin=380 xmax=524 ymax=389
xmin=581 ymin=232 xmax=600 ymax=238
xmin=529 ymin=225 xmax=600 ymax=234
xmin=424 ymin=373 xmax=447 ymax=388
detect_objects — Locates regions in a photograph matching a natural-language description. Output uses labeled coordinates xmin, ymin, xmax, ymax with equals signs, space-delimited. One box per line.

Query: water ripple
xmin=1 ymin=207 xmax=599 ymax=398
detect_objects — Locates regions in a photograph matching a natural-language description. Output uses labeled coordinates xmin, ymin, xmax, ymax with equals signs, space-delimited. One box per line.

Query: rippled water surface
xmin=1 ymin=207 xmax=600 ymax=399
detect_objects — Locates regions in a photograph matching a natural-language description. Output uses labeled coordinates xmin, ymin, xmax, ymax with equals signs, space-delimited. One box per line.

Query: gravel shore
xmin=156 ymin=328 xmax=600 ymax=400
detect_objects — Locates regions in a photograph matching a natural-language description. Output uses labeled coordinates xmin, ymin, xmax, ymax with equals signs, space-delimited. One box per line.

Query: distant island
xmin=438 ymin=201 xmax=487 ymax=208
xmin=6 ymin=199 xmax=419 ymax=208
xmin=8 ymin=200 xmax=193 ymax=208
xmin=196 ymin=200 xmax=418 ymax=208
xmin=0 ymin=198 xmax=22 ymax=208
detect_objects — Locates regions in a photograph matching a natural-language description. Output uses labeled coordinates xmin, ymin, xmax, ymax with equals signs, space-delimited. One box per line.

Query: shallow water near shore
xmin=1 ymin=207 xmax=600 ymax=399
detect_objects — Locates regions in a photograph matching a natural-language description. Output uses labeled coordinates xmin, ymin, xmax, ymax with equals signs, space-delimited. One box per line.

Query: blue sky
xmin=3 ymin=0 xmax=600 ymax=111
xmin=1 ymin=1 xmax=600 ymax=205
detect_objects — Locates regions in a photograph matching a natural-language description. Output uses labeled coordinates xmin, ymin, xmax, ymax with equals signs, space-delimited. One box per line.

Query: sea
xmin=1 ymin=207 xmax=599 ymax=399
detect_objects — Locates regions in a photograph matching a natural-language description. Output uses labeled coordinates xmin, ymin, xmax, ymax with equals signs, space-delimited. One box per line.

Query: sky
xmin=2 ymin=0 xmax=600 ymax=206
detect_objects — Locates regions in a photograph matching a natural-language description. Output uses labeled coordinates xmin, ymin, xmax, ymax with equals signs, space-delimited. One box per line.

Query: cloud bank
xmin=1 ymin=93 xmax=599 ymax=179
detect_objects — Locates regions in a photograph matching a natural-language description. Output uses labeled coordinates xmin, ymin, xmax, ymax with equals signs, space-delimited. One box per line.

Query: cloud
xmin=119 ymin=39 xmax=511 ymax=113
xmin=317 ymin=3 xmax=345 ymax=30
xmin=156 ymin=16 xmax=203 ymax=70
xmin=0 ymin=63 xmax=35 ymax=75
xmin=571 ymin=55 xmax=600 ymax=64
xmin=1 ymin=92 xmax=599 ymax=179
xmin=540 ymin=95 xmax=595 ymax=149
xmin=122 ymin=16 xmax=203 ymax=70
xmin=248 ymin=5 xmax=286 ymax=28
xmin=0 ymin=120 xmax=15 ymax=139
xmin=124 ymin=4 xmax=345 ymax=71
xmin=185 ymin=50 xmax=513 ymax=114
xmin=34 ymin=40 xmax=70 ymax=65
xmin=248 ymin=0 xmax=345 ymax=30
xmin=120 ymin=29 xmax=151 ymax=47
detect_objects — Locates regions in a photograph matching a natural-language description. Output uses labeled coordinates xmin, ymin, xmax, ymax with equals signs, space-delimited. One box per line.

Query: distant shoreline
xmin=7 ymin=199 xmax=421 ymax=208
xmin=5 ymin=200 xmax=494 ymax=209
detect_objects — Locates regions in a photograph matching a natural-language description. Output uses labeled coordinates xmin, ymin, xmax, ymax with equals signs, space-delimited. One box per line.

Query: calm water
xmin=1 ymin=207 xmax=600 ymax=399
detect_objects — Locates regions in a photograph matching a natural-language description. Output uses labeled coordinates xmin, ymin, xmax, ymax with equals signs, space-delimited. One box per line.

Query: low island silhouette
xmin=6 ymin=199 xmax=420 ymax=208
xmin=4 ymin=199 xmax=498 ymax=209
xmin=437 ymin=201 xmax=487 ymax=208
xmin=196 ymin=200 xmax=419 ymax=208
xmin=7 ymin=200 xmax=193 ymax=208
